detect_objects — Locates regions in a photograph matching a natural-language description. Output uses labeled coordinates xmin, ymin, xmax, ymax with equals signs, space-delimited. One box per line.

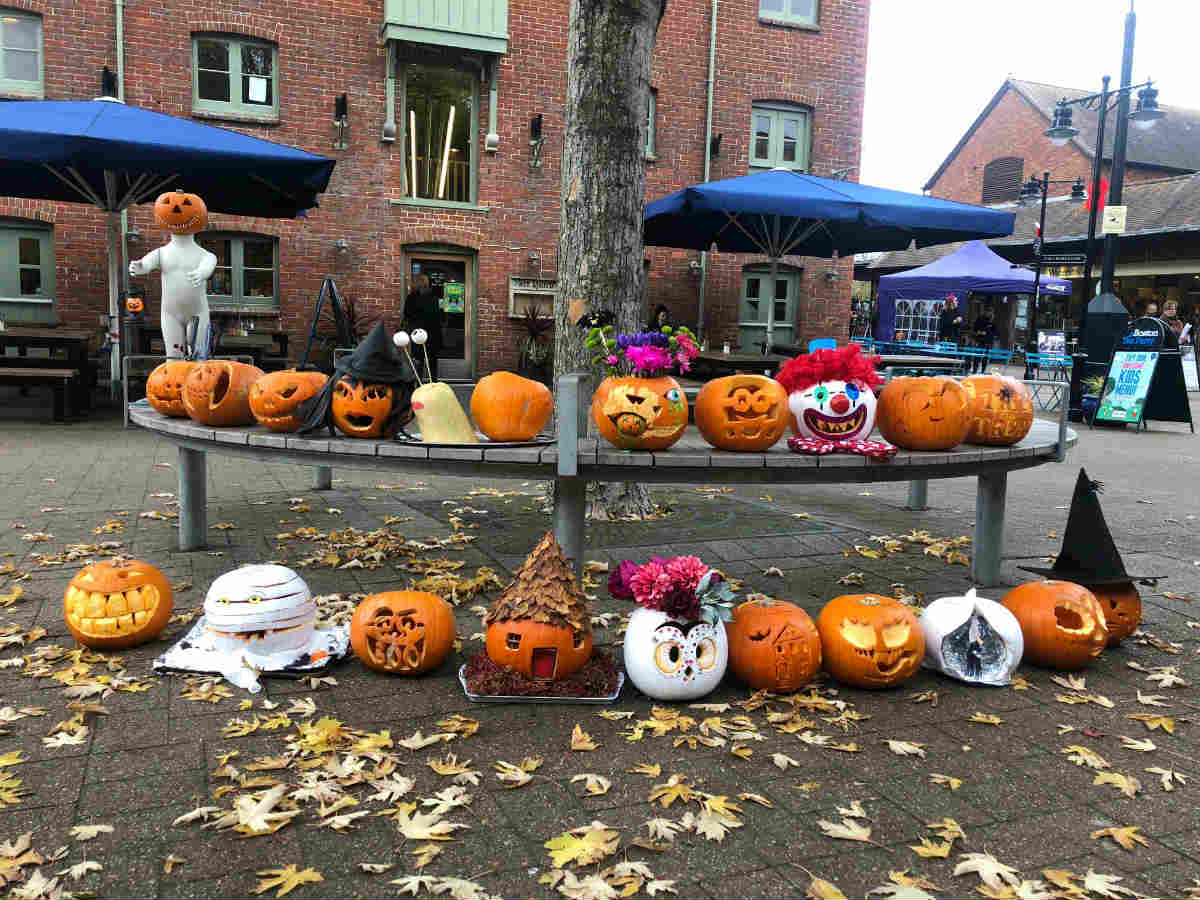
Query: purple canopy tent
xmin=874 ymin=240 xmax=1071 ymax=342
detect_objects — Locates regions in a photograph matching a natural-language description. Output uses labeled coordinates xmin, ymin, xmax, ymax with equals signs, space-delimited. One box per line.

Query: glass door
xmin=407 ymin=254 xmax=472 ymax=380
xmin=739 ymin=269 xmax=797 ymax=352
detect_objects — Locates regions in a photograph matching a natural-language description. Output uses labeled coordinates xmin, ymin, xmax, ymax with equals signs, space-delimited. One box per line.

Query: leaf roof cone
xmin=484 ymin=532 xmax=592 ymax=633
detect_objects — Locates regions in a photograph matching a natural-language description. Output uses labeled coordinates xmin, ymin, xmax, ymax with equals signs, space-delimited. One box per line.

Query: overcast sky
xmin=861 ymin=0 xmax=1200 ymax=193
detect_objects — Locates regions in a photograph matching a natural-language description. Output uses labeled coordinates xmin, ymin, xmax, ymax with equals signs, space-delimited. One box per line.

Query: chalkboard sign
xmin=1096 ymin=352 xmax=1157 ymax=424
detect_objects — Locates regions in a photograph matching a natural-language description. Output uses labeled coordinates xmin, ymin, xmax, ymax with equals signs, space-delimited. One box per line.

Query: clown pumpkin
xmin=776 ymin=344 xmax=883 ymax=441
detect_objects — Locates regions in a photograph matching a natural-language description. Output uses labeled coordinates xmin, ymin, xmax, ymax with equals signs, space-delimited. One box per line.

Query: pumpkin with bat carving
xmin=350 ymin=591 xmax=455 ymax=674
xmin=725 ymin=597 xmax=821 ymax=691
xmin=817 ymin=593 xmax=924 ymax=688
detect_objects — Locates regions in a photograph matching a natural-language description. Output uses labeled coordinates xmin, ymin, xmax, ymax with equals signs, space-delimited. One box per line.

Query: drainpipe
xmin=696 ymin=0 xmax=717 ymax=338
xmin=116 ymin=0 xmax=129 ymax=298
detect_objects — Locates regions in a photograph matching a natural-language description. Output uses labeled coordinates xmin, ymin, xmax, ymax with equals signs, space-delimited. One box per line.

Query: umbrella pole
xmin=766 ymin=255 xmax=777 ymax=354
xmin=107 ymin=211 xmax=123 ymax=399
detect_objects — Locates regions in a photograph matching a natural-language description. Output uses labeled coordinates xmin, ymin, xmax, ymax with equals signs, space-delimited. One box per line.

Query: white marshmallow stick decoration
xmin=411 ymin=328 xmax=433 ymax=384
xmin=393 ymin=330 xmax=424 ymax=385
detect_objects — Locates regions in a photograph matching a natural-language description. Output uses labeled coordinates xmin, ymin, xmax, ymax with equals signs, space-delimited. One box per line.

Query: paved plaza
xmin=0 ymin=395 xmax=1198 ymax=899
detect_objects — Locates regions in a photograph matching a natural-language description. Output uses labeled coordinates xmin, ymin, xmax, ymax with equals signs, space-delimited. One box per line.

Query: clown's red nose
xmin=830 ymin=393 xmax=851 ymax=414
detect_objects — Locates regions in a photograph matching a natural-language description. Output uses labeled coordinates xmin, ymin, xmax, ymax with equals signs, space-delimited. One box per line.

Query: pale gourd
xmin=412 ymin=382 xmax=479 ymax=444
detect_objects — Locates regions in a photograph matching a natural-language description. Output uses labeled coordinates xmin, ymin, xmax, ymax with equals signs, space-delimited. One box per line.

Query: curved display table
xmin=129 ymin=375 xmax=1075 ymax=587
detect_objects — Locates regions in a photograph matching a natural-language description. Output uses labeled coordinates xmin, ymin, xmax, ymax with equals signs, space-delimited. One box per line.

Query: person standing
xmin=405 ymin=274 xmax=443 ymax=381
xmin=938 ymin=295 xmax=963 ymax=344
xmin=970 ymin=307 xmax=997 ymax=373
xmin=1162 ymin=300 xmax=1185 ymax=338
xmin=648 ymin=304 xmax=671 ymax=332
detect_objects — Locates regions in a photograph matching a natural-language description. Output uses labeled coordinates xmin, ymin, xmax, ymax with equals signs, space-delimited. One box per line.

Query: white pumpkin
xmin=411 ymin=382 xmax=479 ymax=444
xmin=204 ymin=564 xmax=315 ymax=656
xmin=622 ymin=606 xmax=728 ymax=701
xmin=919 ymin=588 xmax=1024 ymax=686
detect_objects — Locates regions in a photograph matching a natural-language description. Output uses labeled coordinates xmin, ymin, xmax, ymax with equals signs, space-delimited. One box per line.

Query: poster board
xmin=1182 ymin=345 xmax=1199 ymax=392
xmin=440 ymin=282 xmax=465 ymax=314
xmin=1097 ymin=317 xmax=1194 ymax=431
xmin=1038 ymin=329 xmax=1066 ymax=355
xmin=1095 ymin=352 xmax=1156 ymax=424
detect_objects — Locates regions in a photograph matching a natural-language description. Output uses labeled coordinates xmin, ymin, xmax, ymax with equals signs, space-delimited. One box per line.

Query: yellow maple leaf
xmin=571 ymin=773 xmax=612 ymax=796
xmin=909 ymin=837 xmax=952 ymax=858
xmin=648 ymin=774 xmax=697 ymax=808
xmin=630 ymin=763 xmax=661 ymax=778
xmin=1126 ymin=712 xmax=1175 ymax=733
xmin=968 ymin=712 xmax=1004 ymax=726
xmin=927 ymin=817 xmax=966 ymax=843
xmin=570 ymin=724 xmax=599 ymax=751
xmin=411 ymin=843 xmax=441 ymax=869
xmin=253 ymin=865 xmax=323 ymax=898
xmin=1093 ymin=771 xmax=1141 ymax=798
xmin=1090 ymin=826 xmax=1149 ymax=851
xmin=544 ymin=821 xmax=620 ymax=867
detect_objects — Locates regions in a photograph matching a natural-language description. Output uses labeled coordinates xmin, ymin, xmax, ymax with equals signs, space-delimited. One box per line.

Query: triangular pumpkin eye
xmin=181 ymin=199 xmax=192 ymax=206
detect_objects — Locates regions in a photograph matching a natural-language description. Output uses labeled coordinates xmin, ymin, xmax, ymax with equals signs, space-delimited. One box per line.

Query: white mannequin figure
xmin=129 ymin=191 xmax=217 ymax=359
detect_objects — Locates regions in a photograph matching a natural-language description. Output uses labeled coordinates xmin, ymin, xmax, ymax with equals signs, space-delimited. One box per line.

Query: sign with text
xmin=1102 ymin=205 xmax=1128 ymax=234
xmin=1096 ymin=351 xmax=1157 ymax=424
xmin=1037 ymin=330 xmax=1066 ymax=355
xmin=1183 ymin=345 xmax=1199 ymax=392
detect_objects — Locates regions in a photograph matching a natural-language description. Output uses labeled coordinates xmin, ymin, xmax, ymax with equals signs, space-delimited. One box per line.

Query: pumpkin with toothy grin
xmin=802 ymin=405 xmax=869 ymax=438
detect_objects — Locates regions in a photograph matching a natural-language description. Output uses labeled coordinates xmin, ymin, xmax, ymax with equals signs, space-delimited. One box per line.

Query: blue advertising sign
xmin=1096 ymin=351 xmax=1158 ymax=424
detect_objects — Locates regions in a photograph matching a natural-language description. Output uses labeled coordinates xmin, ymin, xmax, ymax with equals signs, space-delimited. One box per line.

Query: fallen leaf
xmin=411 ymin=844 xmax=441 ymax=870
xmin=570 ymin=724 xmax=599 ymax=751
xmin=817 ymin=818 xmax=879 ymax=846
xmin=648 ymin=774 xmax=696 ymax=808
xmin=1126 ymin=713 xmax=1174 ymax=733
xmin=968 ymin=712 xmax=1004 ymax=726
xmin=253 ymin=864 xmax=324 ymax=897
xmin=1090 ymin=826 xmax=1149 ymax=852
xmin=1144 ymin=766 xmax=1187 ymax=792
xmin=69 ymin=824 xmax=113 ymax=841
xmin=571 ymin=773 xmax=612 ymax=796
xmin=358 ymin=862 xmax=393 ymax=874
xmin=738 ymin=792 xmax=773 ymax=808
xmin=772 ymin=753 xmax=802 ymax=771
xmin=1119 ymin=736 xmax=1156 ymax=752
xmin=927 ymin=818 xmax=966 ymax=843
xmin=883 ymin=739 xmax=925 ymax=758
xmin=598 ymin=710 xmax=634 ymax=721
xmin=929 ymin=773 xmax=962 ymax=791
xmin=909 ymin=836 xmax=952 ymax=859
xmin=954 ymin=852 xmax=1021 ymax=891
xmin=163 ymin=854 xmax=185 ymax=874
xmin=1093 ymin=771 xmax=1141 ymax=798
xmin=1081 ymin=869 xmax=1143 ymax=898
xmin=1063 ymin=745 xmax=1109 ymax=770
xmin=394 ymin=808 xmax=469 ymax=842
xmin=630 ymin=763 xmax=661 ymax=778
xmin=865 ymin=884 xmax=936 ymax=899
xmin=545 ymin=821 xmax=620 ymax=867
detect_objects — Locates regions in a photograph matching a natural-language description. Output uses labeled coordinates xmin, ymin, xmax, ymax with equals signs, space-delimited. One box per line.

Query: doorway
xmin=739 ymin=267 xmax=799 ymax=351
xmin=405 ymin=250 xmax=474 ymax=381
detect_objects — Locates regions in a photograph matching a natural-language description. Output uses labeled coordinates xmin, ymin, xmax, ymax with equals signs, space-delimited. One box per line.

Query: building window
xmin=1 ymin=10 xmax=42 ymax=98
xmin=749 ymin=103 xmax=810 ymax=171
xmin=893 ymin=299 xmax=942 ymax=344
xmin=192 ymin=35 xmax=278 ymax=119
xmin=981 ymin=157 xmax=1024 ymax=204
xmin=758 ymin=0 xmax=817 ymax=26
xmin=196 ymin=234 xmax=278 ymax=310
xmin=646 ymin=88 xmax=657 ymax=157
xmin=401 ymin=63 xmax=477 ymax=206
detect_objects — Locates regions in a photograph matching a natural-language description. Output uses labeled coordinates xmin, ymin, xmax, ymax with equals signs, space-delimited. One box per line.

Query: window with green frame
xmin=646 ymin=88 xmax=657 ymax=157
xmin=192 ymin=35 xmax=278 ymax=119
xmin=400 ymin=62 xmax=477 ymax=206
xmin=0 ymin=224 xmax=55 ymax=323
xmin=749 ymin=102 xmax=810 ymax=171
xmin=758 ymin=0 xmax=817 ymax=26
xmin=196 ymin=234 xmax=278 ymax=310
xmin=1 ymin=10 xmax=43 ymax=98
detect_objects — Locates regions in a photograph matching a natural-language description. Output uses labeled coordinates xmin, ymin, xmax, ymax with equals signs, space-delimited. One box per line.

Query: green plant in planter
xmin=517 ymin=304 xmax=553 ymax=376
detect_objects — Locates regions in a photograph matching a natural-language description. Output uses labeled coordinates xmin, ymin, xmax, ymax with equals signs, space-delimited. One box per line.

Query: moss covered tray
xmin=459 ymin=649 xmax=624 ymax=704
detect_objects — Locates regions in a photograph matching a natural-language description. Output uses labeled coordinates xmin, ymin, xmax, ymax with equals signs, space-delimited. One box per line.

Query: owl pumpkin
xmin=776 ymin=344 xmax=884 ymax=442
xmin=623 ymin=606 xmax=728 ymax=700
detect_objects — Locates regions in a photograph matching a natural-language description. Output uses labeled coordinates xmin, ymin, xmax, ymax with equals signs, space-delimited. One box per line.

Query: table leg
xmin=312 ymin=466 xmax=333 ymax=491
xmin=973 ymin=471 xmax=1007 ymax=587
xmin=905 ymin=479 xmax=929 ymax=511
xmin=553 ymin=476 xmax=587 ymax=583
xmin=178 ymin=447 xmax=208 ymax=551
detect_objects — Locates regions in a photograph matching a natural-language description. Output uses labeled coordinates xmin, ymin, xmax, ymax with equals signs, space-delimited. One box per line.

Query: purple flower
xmin=608 ymin=560 xmax=638 ymax=600
xmin=662 ymin=588 xmax=700 ymax=622
xmin=616 ymin=335 xmax=630 ymax=350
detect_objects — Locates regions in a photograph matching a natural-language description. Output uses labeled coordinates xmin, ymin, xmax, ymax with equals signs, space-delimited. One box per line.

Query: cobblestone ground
xmin=0 ymin=396 xmax=1197 ymax=899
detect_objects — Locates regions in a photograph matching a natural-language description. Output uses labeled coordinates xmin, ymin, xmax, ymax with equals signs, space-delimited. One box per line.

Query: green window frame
xmin=191 ymin=35 xmax=279 ymax=120
xmin=646 ymin=88 xmax=657 ymax=158
xmin=0 ymin=224 xmax=55 ymax=324
xmin=738 ymin=265 xmax=799 ymax=350
xmin=749 ymin=102 xmax=810 ymax=172
xmin=0 ymin=9 xmax=43 ymax=98
xmin=196 ymin=234 xmax=279 ymax=311
xmin=398 ymin=61 xmax=479 ymax=209
xmin=758 ymin=0 xmax=818 ymax=26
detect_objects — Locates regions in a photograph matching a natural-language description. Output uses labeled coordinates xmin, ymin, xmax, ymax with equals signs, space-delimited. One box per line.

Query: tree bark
xmin=555 ymin=0 xmax=666 ymax=521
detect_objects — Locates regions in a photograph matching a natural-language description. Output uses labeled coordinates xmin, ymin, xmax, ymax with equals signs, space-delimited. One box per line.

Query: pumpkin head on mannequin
xmin=816 ymin=594 xmax=924 ymax=688
xmin=250 ymin=370 xmax=329 ymax=433
xmin=331 ymin=377 xmax=395 ymax=438
xmin=1002 ymin=580 xmax=1108 ymax=670
xmin=350 ymin=591 xmax=455 ymax=674
xmin=875 ymin=376 xmax=971 ymax=451
xmin=146 ymin=360 xmax=196 ymax=417
xmin=153 ymin=190 xmax=208 ymax=235
xmin=694 ymin=375 xmax=789 ymax=451
xmin=64 ymin=559 xmax=174 ymax=650
xmin=961 ymin=374 xmax=1034 ymax=446
xmin=776 ymin=344 xmax=884 ymax=442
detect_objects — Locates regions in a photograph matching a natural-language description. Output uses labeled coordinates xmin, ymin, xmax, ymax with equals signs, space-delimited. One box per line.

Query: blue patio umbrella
xmin=644 ymin=168 xmax=1015 ymax=345
xmin=0 ymin=98 xmax=335 ymax=383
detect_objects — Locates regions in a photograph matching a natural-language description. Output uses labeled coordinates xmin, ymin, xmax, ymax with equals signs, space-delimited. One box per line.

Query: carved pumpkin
xmin=694 ymin=375 xmax=789 ymax=451
xmin=591 ymin=375 xmax=688 ymax=451
xmin=350 ymin=591 xmax=455 ymax=674
xmin=146 ymin=360 xmax=196 ymax=417
xmin=725 ymin=598 xmax=821 ymax=691
xmin=470 ymin=371 xmax=553 ymax=441
xmin=1087 ymin=582 xmax=1141 ymax=647
xmin=250 ymin=370 xmax=329 ymax=433
xmin=125 ymin=296 xmax=144 ymax=314
xmin=64 ymin=559 xmax=173 ymax=650
xmin=1002 ymin=580 xmax=1108 ymax=670
xmin=961 ymin=374 xmax=1034 ymax=446
xmin=182 ymin=360 xmax=264 ymax=427
xmin=153 ymin=190 xmax=208 ymax=235
xmin=485 ymin=620 xmax=593 ymax=680
xmin=875 ymin=376 xmax=971 ymax=451
xmin=816 ymin=594 xmax=924 ymax=688
xmin=332 ymin=377 xmax=395 ymax=438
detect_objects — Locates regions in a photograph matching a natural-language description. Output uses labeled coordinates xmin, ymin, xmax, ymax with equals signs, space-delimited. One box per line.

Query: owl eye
xmin=247 ymin=594 xmax=263 ymax=604
xmin=696 ymin=638 xmax=718 ymax=670
xmin=654 ymin=641 xmax=682 ymax=674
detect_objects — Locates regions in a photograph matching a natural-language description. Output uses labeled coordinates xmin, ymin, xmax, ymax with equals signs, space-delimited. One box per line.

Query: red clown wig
xmin=776 ymin=343 xmax=884 ymax=395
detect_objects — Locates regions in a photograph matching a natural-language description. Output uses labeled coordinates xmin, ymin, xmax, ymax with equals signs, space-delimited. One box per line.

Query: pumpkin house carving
xmin=484 ymin=532 xmax=593 ymax=680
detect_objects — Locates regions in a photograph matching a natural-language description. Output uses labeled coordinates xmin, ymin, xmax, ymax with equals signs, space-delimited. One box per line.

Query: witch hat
xmin=1019 ymin=468 xmax=1158 ymax=584
xmin=295 ymin=322 xmax=416 ymax=436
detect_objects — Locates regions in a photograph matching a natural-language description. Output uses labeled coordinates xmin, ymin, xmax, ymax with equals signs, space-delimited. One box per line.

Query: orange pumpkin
xmin=485 ymin=620 xmax=593 ymax=680
xmin=125 ymin=296 xmax=144 ymax=314
xmin=726 ymin=598 xmax=821 ymax=691
xmin=1002 ymin=580 xmax=1108 ymax=670
xmin=816 ymin=594 xmax=924 ymax=689
xmin=875 ymin=376 xmax=971 ymax=450
xmin=961 ymin=374 xmax=1034 ymax=446
xmin=694 ymin=375 xmax=789 ymax=451
xmin=182 ymin=360 xmax=264 ymax=427
xmin=470 ymin=371 xmax=553 ymax=441
xmin=145 ymin=360 xmax=196 ymax=417
xmin=1087 ymin=582 xmax=1141 ymax=647
xmin=591 ymin=375 xmax=688 ymax=451
xmin=331 ymin=377 xmax=395 ymax=438
xmin=64 ymin=559 xmax=173 ymax=650
xmin=153 ymin=190 xmax=208 ymax=234
xmin=250 ymin=370 xmax=329 ymax=433
xmin=350 ymin=591 xmax=455 ymax=674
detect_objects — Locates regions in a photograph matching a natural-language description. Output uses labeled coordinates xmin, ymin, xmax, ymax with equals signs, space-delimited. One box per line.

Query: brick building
xmin=0 ymin=0 xmax=868 ymax=379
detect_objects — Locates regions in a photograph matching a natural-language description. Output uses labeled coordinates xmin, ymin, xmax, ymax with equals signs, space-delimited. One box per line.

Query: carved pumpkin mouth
xmin=65 ymin=582 xmax=162 ymax=638
xmin=209 ymin=621 xmax=309 ymax=643
xmin=210 ymin=368 xmax=230 ymax=407
xmin=343 ymin=413 xmax=377 ymax=430
xmin=803 ymin=405 xmax=867 ymax=437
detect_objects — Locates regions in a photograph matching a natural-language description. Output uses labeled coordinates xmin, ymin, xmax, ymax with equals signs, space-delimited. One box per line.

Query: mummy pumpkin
xmin=776 ymin=344 xmax=884 ymax=442
xmin=622 ymin=606 xmax=728 ymax=700
xmin=203 ymin=565 xmax=319 ymax=659
xmin=919 ymin=589 xmax=1023 ymax=686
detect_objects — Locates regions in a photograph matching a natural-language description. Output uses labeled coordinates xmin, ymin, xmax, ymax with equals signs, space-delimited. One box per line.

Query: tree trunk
xmin=555 ymin=0 xmax=666 ymax=521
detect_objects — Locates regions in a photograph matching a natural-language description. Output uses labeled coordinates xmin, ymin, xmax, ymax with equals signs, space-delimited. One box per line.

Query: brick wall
xmin=0 ymin=0 xmax=868 ymax=373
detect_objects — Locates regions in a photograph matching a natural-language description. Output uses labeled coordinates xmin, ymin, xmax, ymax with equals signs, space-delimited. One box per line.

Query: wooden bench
xmin=0 ymin=355 xmax=94 ymax=412
xmin=0 ymin=367 xmax=79 ymax=420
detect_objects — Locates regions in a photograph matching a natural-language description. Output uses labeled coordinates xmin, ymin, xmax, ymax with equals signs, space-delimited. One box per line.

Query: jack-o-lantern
xmin=182 ymin=360 xmax=264 ymax=427
xmin=154 ymin=190 xmax=208 ymax=235
xmin=817 ymin=594 xmax=924 ymax=688
xmin=332 ymin=377 xmax=395 ymax=438
xmin=694 ymin=375 xmax=789 ymax=451
xmin=146 ymin=360 xmax=196 ymax=417
xmin=1088 ymin=583 xmax=1141 ymax=646
xmin=623 ymin=606 xmax=728 ymax=700
xmin=350 ymin=591 xmax=455 ymax=674
xmin=591 ymin=376 xmax=688 ymax=451
xmin=204 ymin=564 xmax=319 ymax=659
xmin=875 ymin=376 xmax=971 ymax=451
xmin=961 ymin=374 xmax=1034 ymax=446
xmin=250 ymin=370 xmax=329 ymax=433
xmin=470 ymin=372 xmax=553 ymax=441
xmin=725 ymin=598 xmax=821 ymax=691
xmin=64 ymin=559 xmax=173 ymax=650
xmin=919 ymin=589 xmax=1024 ymax=686
xmin=1002 ymin=581 xmax=1108 ymax=670
xmin=125 ymin=296 xmax=144 ymax=314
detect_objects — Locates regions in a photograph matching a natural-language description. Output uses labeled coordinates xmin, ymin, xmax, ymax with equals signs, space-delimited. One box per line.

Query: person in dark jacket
xmin=938 ymin=295 xmax=963 ymax=343
xmin=969 ymin=307 xmax=997 ymax=373
xmin=405 ymin=274 xmax=443 ymax=381
xmin=648 ymin=304 xmax=671 ymax=332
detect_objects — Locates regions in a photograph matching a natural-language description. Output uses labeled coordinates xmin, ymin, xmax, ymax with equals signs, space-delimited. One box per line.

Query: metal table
xmin=129 ymin=374 xmax=1074 ymax=588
